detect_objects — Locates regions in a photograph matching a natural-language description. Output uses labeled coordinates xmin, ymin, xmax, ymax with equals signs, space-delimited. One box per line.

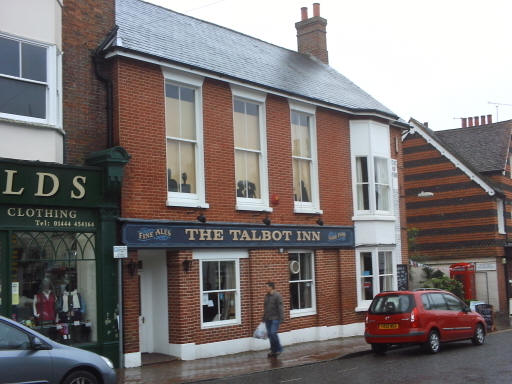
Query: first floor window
xmin=201 ymin=260 xmax=238 ymax=325
xmin=357 ymin=248 xmax=396 ymax=307
xmin=0 ymin=35 xmax=48 ymax=120
xmin=289 ymin=251 xmax=316 ymax=315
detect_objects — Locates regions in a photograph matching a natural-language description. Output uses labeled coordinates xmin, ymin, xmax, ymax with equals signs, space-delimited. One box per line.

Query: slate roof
xmin=110 ymin=0 xmax=398 ymax=119
xmin=435 ymin=120 xmax=512 ymax=173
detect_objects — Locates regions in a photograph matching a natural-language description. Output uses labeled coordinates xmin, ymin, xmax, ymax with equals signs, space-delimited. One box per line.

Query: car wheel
xmin=371 ymin=343 xmax=388 ymax=355
xmin=62 ymin=370 xmax=98 ymax=384
xmin=424 ymin=330 xmax=440 ymax=354
xmin=472 ymin=323 xmax=485 ymax=346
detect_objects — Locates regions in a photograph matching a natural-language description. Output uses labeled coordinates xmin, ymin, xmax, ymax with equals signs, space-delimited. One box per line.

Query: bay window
xmin=351 ymin=120 xmax=392 ymax=216
xmin=164 ymin=69 xmax=207 ymax=208
xmin=356 ymin=248 xmax=396 ymax=309
xmin=0 ymin=34 xmax=59 ymax=125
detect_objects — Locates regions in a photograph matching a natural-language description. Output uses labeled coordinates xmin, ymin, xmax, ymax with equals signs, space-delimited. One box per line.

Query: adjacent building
xmin=404 ymin=117 xmax=512 ymax=313
xmin=0 ymin=0 xmax=129 ymax=366
xmin=96 ymin=0 xmax=409 ymax=367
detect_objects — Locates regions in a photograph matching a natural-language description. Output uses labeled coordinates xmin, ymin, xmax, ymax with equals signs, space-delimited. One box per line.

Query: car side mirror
xmin=31 ymin=337 xmax=50 ymax=350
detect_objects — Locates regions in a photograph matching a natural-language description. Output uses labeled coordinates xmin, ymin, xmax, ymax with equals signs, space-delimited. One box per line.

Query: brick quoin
xmin=111 ymin=55 xmax=407 ymax=353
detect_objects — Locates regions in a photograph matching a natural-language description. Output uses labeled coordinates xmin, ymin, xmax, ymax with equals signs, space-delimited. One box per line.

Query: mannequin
xmin=33 ymin=278 xmax=57 ymax=324
xmin=60 ymin=281 xmax=83 ymax=322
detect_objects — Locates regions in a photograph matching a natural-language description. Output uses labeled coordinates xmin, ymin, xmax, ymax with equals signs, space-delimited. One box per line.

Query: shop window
xmin=200 ymin=260 xmax=239 ymax=326
xmin=0 ymin=34 xmax=59 ymax=125
xmin=289 ymin=251 xmax=316 ymax=317
xmin=10 ymin=231 xmax=97 ymax=345
xmin=164 ymin=69 xmax=207 ymax=209
xmin=356 ymin=248 xmax=396 ymax=310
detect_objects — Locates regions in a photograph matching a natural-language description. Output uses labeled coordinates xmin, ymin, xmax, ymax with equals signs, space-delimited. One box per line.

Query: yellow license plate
xmin=378 ymin=323 xmax=399 ymax=329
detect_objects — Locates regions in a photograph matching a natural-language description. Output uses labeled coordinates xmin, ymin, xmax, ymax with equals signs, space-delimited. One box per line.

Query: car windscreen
xmin=369 ymin=294 xmax=415 ymax=314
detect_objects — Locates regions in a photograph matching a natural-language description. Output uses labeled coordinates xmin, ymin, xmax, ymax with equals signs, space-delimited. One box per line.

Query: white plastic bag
xmin=253 ymin=322 xmax=268 ymax=339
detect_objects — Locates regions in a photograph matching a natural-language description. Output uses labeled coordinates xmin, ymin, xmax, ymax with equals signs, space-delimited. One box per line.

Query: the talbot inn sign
xmin=121 ymin=221 xmax=355 ymax=249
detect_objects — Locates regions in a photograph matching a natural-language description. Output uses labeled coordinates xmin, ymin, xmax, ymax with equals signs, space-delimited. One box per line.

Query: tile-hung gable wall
xmin=403 ymin=132 xmax=504 ymax=259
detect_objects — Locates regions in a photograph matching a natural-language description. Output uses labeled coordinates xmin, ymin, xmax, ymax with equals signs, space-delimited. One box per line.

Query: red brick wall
xmin=62 ymin=0 xmax=115 ymax=165
xmin=122 ymin=250 xmax=139 ymax=354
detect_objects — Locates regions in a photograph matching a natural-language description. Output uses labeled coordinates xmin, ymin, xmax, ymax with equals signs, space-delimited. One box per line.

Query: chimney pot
xmin=313 ymin=3 xmax=320 ymax=17
xmin=480 ymin=115 xmax=486 ymax=125
xmin=487 ymin=114 xmax=493 ymax=124
xmin=474 ymin=116 xmax=479 ymax=126
xmin=301 ymin=7 xmax=308 ymax=21
xmin=423 ymin=122 xmax=429 ymax=128
xmin=468 ymin=117 xmax=474 ymax=127
xmin=461 ymin=118 xmax=467 ymax=128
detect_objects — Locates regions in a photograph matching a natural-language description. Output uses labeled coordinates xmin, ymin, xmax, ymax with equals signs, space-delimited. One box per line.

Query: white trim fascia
xmin=409 ymin=120 xmax=496 ymax=196
xmin=193 ymin=249 xmax=249 ymax=260
xmin=105 ymin=49 xmax=398 ymax=122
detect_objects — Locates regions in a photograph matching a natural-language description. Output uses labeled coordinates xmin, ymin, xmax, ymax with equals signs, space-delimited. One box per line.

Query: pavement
xmin=117 ymin=314 xmax=512 ymax=384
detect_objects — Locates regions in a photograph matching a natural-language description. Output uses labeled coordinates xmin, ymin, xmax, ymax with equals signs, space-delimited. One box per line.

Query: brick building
xmin=97 ymin=0 xmax=409 ymax=367
xmin=404 ymin=117 xmax=512 ymax=313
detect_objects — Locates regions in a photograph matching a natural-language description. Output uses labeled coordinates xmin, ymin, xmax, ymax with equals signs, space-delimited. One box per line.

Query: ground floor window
xmin=289 ymin=251 xmax=316 ymax=317
xmin=10 ymin=231 xmax=97 ymax=344
xmin=196 ymin=250 xmax=245 ymax=328
xmin=356 ymin=248 xmax=396 ymax=309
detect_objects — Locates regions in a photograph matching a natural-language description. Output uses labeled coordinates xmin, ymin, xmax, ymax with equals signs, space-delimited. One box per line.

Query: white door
xmin=475 ymin=272 xmax=489 ymax=304
xmin=138 ymin=251 xmax=169 ymax=355
xmin=139 ymin=256 xmax=153 ymax=354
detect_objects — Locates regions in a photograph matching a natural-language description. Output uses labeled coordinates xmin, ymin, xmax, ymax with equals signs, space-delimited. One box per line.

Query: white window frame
xmin=288 ymin=250 xmax=317 ymax=318
xmin=163 ymin=68 xmax=208 ymax=208
xmin=355 ymin=247 xmax=397 ymax=311
xmin=289 ymin=100 xmax=322 ymax=214
xmin=350 ymin=120 xmax=393 ymax=219
xmin=194 ymin=249 xmax=246 ymax=329
xmin=497 ymin=198 xmax=505 ymax=234
xmin=231 ymin=85 xmax=271 ymax=212
xmin=0 ymin=33 xmax=60 ymax=127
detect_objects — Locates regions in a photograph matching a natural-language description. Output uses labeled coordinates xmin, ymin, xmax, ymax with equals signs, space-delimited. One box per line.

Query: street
xmin=203 ymin=330 xmax=512 ymax=384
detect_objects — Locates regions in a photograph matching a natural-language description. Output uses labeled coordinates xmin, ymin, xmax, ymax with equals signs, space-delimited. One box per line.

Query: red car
xmin=365 ymin=289 xmax=486 ymax=354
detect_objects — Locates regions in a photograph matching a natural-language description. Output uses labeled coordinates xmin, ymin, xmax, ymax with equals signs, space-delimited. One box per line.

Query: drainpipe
xmin=93 ymin=26 xmax=119 ymax=148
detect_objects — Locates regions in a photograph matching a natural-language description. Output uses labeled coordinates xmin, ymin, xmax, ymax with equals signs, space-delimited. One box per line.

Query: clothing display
xmin=34 ymin=291 xmax=57 ymax=323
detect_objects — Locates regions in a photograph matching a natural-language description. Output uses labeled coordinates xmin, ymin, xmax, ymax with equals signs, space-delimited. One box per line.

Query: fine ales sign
xmin=122 ymin=222 xmax=355 ymax=249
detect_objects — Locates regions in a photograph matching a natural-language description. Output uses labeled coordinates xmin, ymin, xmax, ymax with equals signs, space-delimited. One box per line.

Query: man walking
xmin=263 ymin=281 xmax=284 ymax=357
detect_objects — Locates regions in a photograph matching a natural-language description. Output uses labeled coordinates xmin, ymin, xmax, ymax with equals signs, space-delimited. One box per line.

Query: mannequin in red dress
xmin=33 ymin=278 xmax=57 ymax=324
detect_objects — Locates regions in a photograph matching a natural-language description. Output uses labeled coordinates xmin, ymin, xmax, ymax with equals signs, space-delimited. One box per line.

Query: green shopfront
xmin=0 ymin=148 xmax=129 ymax=366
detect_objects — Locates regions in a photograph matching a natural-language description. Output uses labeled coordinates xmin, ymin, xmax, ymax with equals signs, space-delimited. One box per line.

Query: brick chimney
xmin=295 ymin=3 xmax=328 ymax=64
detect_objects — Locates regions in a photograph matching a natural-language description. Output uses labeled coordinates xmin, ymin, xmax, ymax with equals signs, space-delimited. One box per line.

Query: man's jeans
xmin=265 ymin=320 xmax=282 ymax=354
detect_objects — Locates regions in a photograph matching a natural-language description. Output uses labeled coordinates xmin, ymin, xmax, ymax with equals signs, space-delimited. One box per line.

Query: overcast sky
xmin=146 ymin=0 xmax=512 ymax=130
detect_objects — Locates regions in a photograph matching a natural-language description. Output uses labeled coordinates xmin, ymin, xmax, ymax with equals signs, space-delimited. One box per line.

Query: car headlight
xmin=100 ymin=356 xmax=114 ymax=369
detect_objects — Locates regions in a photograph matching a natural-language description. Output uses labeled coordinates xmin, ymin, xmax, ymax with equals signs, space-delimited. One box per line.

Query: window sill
xmin=290 ymin=309 xmax=317 ymax=318
xmin=294 ymin=206 xmax=323 ymax=215
xmin=236 ymin=200 xmax=273 ymax=212
xmin=352 ymin=214 xmax=395 ymax=222
xmin=201 ymin=319 xmax=240 ymax=329
xmin=166 ymin=199 xmax=209 ymax=209
xmin=0 ymin=115 xmax=62 ymax=132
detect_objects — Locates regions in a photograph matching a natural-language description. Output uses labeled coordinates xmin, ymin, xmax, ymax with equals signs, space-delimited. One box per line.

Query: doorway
xmin=138 ymin=250 xmax=170 ymax=363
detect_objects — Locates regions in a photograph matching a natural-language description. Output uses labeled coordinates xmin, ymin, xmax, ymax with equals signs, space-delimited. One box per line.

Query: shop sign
xmin=0 ymin=206 xmax=97 ymax=230
xmin=476 ymin=262 xmax=496 ymax=271
xmin=0 ymin=160 xmax=103 ymax=207
xmin=122 ymin=222 xmax=354 ymax=249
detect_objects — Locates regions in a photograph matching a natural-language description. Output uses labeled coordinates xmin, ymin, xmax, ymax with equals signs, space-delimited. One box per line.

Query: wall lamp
xmin=126 ymin=260 xmax=139 ymax=276
xmin=183 ymin=259 xmax=194 ymax=272
xmin=263 ymin=217 xmax=271 ymax=226
xmin=316 ymin=218 xmax=324 ymax=226
xmin=197 ymin=214 xmax=207 ymax=223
